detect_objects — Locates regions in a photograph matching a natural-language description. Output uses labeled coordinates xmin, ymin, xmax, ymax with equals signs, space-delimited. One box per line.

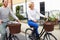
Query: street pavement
xmin=15 ymin=23 xmax=60 ymax=40
xmin=0 ymin=23 xmax=60 ymax=40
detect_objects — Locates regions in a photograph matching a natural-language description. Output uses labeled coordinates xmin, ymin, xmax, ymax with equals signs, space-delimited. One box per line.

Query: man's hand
xmin=0 ymin=20 xmax=2 ymax=24
xmin=16 ymin=20 xmax=21 ymax=24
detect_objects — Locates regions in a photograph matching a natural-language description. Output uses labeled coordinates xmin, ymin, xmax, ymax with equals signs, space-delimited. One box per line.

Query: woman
xmin=27 ymin=2 xmax=47 ymax=39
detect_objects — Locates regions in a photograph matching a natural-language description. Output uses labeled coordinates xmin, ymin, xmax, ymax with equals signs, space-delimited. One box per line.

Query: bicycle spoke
xmin=43 ymin=33 xmax=57 ymax=40
xmin=48 ymin=34 xmax=51 ymax=40
xmin=48 ymin=33 xmax=57 ymax=40
xmin=25 ymin=28 xmax=34 ymax=40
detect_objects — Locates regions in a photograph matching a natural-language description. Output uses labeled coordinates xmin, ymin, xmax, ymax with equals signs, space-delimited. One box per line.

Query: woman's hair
xmin=29 ymin=2 xmax=34 ymax=8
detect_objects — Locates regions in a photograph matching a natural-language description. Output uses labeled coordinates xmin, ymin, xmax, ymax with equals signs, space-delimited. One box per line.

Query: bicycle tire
xmin=11 ymin=36 xmax=19 ymax=40
xmin=8 ymin=35 xmax=19 ymax=40
xmin=43 ymin=33 xmax=57 ymax=40
xmin=25 ymin=28 xmax=34 ymax=40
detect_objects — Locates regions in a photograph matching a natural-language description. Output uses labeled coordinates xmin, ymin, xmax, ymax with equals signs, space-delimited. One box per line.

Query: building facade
xmin=0 ymin=0 xmax=60 ymax=19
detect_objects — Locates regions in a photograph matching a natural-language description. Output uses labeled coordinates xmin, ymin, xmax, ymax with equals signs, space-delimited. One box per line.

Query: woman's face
xmin=30 ymin=3 xmax=34 ymax=9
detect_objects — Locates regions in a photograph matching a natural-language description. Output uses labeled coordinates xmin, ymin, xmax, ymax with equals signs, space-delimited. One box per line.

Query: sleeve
xmin=36 ymin=10 xmax=45 ymax=18
xmin=27 ymin=10 xmax=35 ymax=21
xmin=9 ymin=8 xmax=19 ymax=20
xmin=40 ymin=13 xmax=45 ymax=18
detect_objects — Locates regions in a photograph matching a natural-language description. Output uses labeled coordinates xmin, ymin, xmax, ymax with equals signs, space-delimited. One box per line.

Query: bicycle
xmin=5 ymin=33 xmax=19 ymax=40
xmin=25 ymin=19 xmax=57 ymax=40
xmin=5 ymin=21 xmax=21 ymax=40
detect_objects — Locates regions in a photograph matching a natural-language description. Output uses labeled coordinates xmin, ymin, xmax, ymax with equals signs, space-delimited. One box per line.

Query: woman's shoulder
xmin=27 ymin=8 xmax=31 ymax=12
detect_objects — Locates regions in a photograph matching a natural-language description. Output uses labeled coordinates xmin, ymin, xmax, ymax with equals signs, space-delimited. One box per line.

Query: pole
xmin=25 ymin=0 xmax=28 ymax=19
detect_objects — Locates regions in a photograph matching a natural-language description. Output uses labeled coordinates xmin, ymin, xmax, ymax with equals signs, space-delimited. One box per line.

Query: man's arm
xmin=9 ymin=8 xmax=21 ymax=23
xmin=10 ymin=10 xmax=18 ymax=20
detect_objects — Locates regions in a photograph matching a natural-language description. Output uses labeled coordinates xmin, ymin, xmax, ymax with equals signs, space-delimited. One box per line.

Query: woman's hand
xmin=0 ymin=20 xmax=2 ymax=24
xmin=44 ymin=16 xmax=48 ymax=21
xmin=33 ymin=20 xmax=37 ymax=23
xmin=45 ymin=16 xmax=48 ymax=18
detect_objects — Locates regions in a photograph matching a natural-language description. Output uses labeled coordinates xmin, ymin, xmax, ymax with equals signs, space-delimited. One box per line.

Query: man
xmin=0 ymin=0 xmax=20 ymax=40
xmin=27 ymin=2 xmax=47 ymax=39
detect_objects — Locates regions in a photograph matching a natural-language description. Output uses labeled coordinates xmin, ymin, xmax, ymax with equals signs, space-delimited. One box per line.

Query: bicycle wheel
xmin=43 ymin=33 xmax=57 ymax=40
xmin=25 ymin=28 xmax=35 ymax=40
xmin=9 ymin=35 xmax=19 ymax=40
xmin=5 ymin=33 xmax=8 ymax=40
xmin=11 ymin=36 xmax=19 ymax=40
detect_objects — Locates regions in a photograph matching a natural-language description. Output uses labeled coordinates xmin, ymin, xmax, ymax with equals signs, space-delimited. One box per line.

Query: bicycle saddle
xmin=30 ymin=26 xmax=34 ymax=28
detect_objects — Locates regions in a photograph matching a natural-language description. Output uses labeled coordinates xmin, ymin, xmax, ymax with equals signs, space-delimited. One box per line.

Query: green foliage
xmin=0 ymin=3 xmax=2 ymax=7
xmin=48 ymin=15 xmax=57 ymax=21
xmin=16 ymin=13 xmax=25 ymax=20
xmin=16 ymin=5 xmax=25 ymax=20
xmin=9 ymin=15 xmax=14 ymax=21
xmin=16 ymin=6 xmax=20 ymax=13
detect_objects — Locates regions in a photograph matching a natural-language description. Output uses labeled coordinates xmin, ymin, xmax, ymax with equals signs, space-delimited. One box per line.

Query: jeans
xmin=0 ymin=22 xmax=7 ymax=40
xmin=28 ymin=20 xmax=39 ymax=37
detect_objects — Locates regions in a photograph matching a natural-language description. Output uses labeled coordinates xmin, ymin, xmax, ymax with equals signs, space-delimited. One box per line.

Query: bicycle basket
xmin=43 ymin=21 xmax=54 ymax=32
xmin=7 ymin=21 xmax=21 ymax=34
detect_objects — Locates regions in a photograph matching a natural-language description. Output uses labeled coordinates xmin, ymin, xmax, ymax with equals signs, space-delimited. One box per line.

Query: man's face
xmin=3 ymin=0 xmax=8 ymax=7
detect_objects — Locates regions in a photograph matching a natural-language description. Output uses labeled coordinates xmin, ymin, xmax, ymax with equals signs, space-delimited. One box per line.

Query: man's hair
xmin=2 ymin=0 xmax=8 ymax=2
xmin=2 ymin=0 xmax=4 ymax=2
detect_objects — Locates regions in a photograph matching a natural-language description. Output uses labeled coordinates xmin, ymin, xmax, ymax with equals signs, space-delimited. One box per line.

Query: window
xmin=20 ymin=5 xmax=24 ymax=14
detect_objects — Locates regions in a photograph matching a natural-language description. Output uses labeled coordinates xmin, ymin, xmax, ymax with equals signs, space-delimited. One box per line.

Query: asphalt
xmin=0 ymin=23 xmax=60 ymax=40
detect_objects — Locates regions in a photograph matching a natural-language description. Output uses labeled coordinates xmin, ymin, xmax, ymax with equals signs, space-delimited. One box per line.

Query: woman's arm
xmin=40 ymin=13 xmax=46 ymax=18
xmin=36 ymin=10 xmax=46 ymax=18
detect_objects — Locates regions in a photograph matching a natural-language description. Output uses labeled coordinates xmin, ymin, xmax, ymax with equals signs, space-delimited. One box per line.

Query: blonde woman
xmin=27 ymin=2 xmax=47 ymax=39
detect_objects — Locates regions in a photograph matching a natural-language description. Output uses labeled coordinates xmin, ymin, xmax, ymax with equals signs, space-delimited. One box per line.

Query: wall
xmin=13 ymin=0 xmax=60 ymax=18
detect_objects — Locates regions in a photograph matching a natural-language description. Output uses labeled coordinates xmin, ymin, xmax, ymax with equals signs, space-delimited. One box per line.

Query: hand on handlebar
xmin=16 ymin=20 xmax=21 ymax=24
xmin=33 ymin=20 xmax=37 ymax=23
xmin=44 ymin=17 xmax=48 ymax=21
xmin=45 ymin=16 xmax=48 ymax=19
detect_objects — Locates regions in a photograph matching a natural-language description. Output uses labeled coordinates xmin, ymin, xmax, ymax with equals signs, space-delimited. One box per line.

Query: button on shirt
xmin=27 ymin=9 xmax=45 ymax=21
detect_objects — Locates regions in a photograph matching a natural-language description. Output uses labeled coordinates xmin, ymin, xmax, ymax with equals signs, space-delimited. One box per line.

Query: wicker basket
xmin=8 ymin=23 xmax=21 ymax=34
xmin=43 ymin=21 xmax=54 ymax=32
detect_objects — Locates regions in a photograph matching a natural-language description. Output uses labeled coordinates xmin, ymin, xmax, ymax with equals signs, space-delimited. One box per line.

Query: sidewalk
xmin=0 ymin=22 xmax=59 ymax=40
xmin=21 ymin=23 xmax=60 ymax=40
